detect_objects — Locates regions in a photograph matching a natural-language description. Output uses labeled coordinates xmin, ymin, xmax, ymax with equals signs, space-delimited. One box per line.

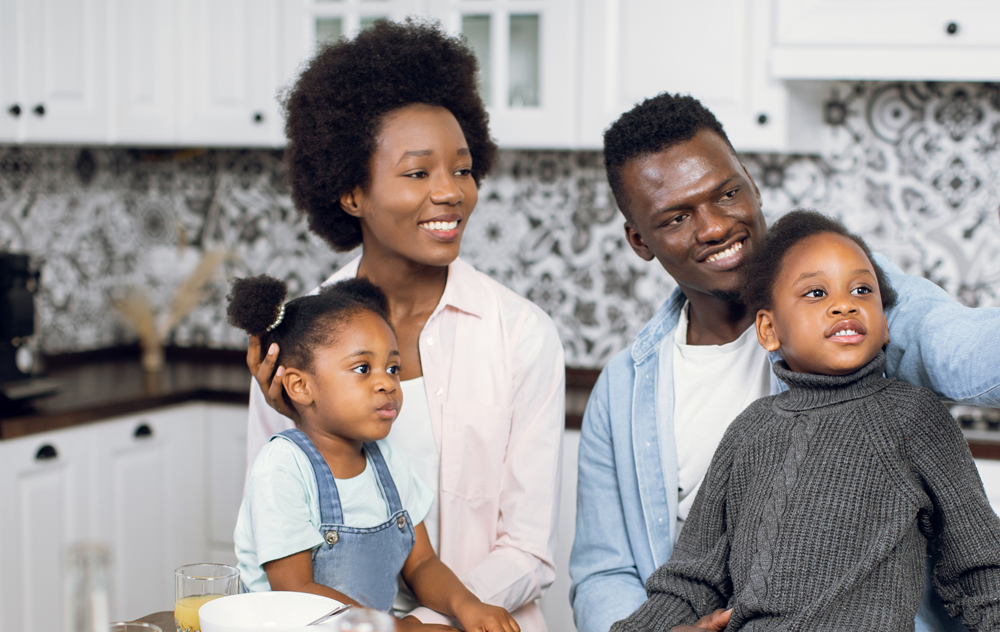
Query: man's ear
xmin=282 ymin=368 xmax=314 ymax=407
xmin=623 ymin=221 xmax=655 ymax=262
xmin=756 ymin=309 xmax=781 ymax=352
xmin=339 ymin=187 xmax=364 ymax=219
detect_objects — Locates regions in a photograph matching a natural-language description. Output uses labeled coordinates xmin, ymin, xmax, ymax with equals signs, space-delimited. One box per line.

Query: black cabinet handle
xmin=33 ymin=104 xmax=45 ymax=116
xmin=946 ymin=22 xmax=958 ymax=35
xmin=757 ymin=113 xmax=768 ymax=125
xmin=252 ymin=112 xmax=264 ymax=124
xmin=35 ymin=444 xmax=58 ymax=461
xmin=8 ymin=104 xmax=20 ymax=117
xmin=134 ymin=423 xmax=153 ymax=439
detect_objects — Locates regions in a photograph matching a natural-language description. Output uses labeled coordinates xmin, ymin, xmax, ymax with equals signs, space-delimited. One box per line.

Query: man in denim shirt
xmin=569 ymin=93 xmax=999 ymax=632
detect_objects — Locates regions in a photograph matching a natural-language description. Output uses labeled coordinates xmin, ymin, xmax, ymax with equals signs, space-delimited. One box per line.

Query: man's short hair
xmin=603 ymin=93 xmax=733 ymax=219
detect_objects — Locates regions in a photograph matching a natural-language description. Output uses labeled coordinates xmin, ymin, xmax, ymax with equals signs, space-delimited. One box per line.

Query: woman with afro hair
xmin=244 ymin=19 xmax=565 ymax=631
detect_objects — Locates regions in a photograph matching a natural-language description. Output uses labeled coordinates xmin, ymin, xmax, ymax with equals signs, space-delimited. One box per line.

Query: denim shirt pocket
xmin=439 ymin=401 xmax=513 ymax=500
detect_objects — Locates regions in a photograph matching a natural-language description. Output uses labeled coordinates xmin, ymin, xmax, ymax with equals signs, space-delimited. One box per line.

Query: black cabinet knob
xmin=757 ymin=113 xmax=768 ymax=125
xmin=252 ymin=112 xmax=264 ymax=124
xmin=946 ymin=22 xmax=958 ymax=35
xmin=134 ymin=423 xmax=153 ymax=439
xmin=8 ymin=104 xmax=20 ymax=117
xmin=35 ymin=444 xmax=58 ymax=461
xmin=33 ymin=104 xmax=45 ymax=116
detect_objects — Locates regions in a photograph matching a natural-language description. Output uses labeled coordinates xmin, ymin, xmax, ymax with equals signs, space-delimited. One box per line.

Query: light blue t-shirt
xmin=235 ymin=435 xmax=433 ymax=592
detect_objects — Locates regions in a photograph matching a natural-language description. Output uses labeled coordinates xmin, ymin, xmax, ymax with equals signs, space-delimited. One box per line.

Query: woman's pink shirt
xmin=245 ymin=256 xmax=565 ymax=630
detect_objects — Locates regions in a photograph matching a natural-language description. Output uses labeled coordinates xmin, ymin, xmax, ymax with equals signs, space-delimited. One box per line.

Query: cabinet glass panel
xmin=360 ymin=16 xmax=388 ymax=31
xmin=509 ymin=14 xmax=539 ymax=107
xmin=462 ymin=15 xmax=492 ymax=106
xmin=316 ymin=18 xmax=344 ymax=45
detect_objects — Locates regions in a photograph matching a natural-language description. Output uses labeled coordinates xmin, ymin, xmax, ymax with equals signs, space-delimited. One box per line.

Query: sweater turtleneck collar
xmin=772 ymin=350 xmax=890 ymax=412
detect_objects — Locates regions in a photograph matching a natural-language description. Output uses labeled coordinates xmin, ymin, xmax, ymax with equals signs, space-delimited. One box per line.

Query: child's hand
xmin=397 ymin=616 xmax=460 ymax=632
xmin=670 ymin=608 xmax=731 ymax=632
xmin=453 ymin=601 xmax=519 ymax=632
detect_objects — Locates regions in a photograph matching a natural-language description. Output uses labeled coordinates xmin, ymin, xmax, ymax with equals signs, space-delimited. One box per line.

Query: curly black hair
xmin=740 ymin=210 xmax=898 ymax=317
xmin=603 ymin=92 xmax=732 ymax=219
xmin=227 ymin=275 xmax=392 ymax=376
xmin=283 ymin=19 xmax=498 ymax=252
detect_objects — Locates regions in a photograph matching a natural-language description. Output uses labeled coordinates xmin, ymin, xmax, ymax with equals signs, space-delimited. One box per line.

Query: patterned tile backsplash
xmin=1 ymin=82 xmax=998 ymax=369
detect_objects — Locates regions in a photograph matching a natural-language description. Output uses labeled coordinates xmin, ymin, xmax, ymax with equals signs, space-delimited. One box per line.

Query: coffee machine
xmin=1 ymin=253 xmax=58 ymax=406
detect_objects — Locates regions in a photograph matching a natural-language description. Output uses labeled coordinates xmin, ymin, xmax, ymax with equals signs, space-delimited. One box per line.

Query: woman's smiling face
xmin=341 ymin=103 xmax=478 ymax=268
xmin=755 ymin=232 xmax=890 ymax=376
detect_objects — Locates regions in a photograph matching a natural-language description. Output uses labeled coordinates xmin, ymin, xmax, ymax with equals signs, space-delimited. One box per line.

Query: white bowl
xmin=198 ymin=591 xmax=346 ymax=632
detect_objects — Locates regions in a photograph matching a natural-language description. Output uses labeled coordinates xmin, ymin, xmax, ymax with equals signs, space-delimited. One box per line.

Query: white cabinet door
xmin=429 ymin=0 xmax=577 ymax=148
xmin=976 ymin=458 xmax=1000 ymax=518
xmin=179 ymin=0 xmax=282 ymax=146
xmin=0 ymin=0 xmax=22 ymax=142
xmin=772 ymin=0 xmax=1000 ymax=80
xmin=21 ymin=0 xmax=109 ymax=143
xmin=0 ymin=425 xmax=93 ymax=632
xmin=110 ymin=0 xmax=177 ymax=144
xmin=205 ymin=404 xmax=249 ymax=566
xmin=577 ymin=0 xmax=818 ymax=153
xmin=90 ymin=405 xmax=208 ymax=622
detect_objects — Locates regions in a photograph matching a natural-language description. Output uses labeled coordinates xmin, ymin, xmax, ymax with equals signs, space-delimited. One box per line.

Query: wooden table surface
xmin=134 ymin=611 xmax=174 ymax=630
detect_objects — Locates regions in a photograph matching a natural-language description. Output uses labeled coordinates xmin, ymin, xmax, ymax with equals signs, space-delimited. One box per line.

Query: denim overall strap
xmin=277 ymin=428 xmax=344 ymax=524
xmin=362 ymin=441 xmax=404 ymax=515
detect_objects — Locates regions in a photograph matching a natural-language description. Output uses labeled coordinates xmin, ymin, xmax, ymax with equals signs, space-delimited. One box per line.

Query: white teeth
xmin=833 ymin=329 xmax=859 ymax=337
xmin=421 ymin=220 xmax=458 ymax=231
xmin=706 ymin=240 xmax=743 ymax=263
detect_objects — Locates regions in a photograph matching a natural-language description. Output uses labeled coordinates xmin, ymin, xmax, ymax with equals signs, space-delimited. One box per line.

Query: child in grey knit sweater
xmin=613 ymin=211 xmax=1000 ymax=632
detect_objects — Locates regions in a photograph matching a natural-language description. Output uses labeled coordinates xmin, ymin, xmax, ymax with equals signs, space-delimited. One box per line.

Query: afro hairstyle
xmin=227 ymin=274 xmax=392 ymax=376
xmin=603 ymin=92 xmax=733 ymax=219
xmin=739 ymin=210 xmax=898 ymax=317
xmin=283 ymin=18 xmax=498 ymax=252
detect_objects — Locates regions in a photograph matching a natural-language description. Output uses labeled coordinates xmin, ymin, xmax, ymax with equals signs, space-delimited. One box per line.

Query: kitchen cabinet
xmin=0 ymin=402 xmax=250 ymax=627
xmin=179 ymin=0 xmax=283 ymax=146
xmin=577 ymin=0 xmax=825 ymax=153
xmin=771 ymin=0 xmax=1000 ymax=81
xmin=430 ymin=0 xmax=579 ymax=148
xmin=0 ymin=424 xmax=92 ymax=632
xmin=111 ymin=0 xmax=178 ymax=144
xmin=89 ymin=407 xmax=207 ymax=622
xmin=0 ymin=0 xmax=109 ymax=144
xmin=977 ymin=458 xmax=1000 ymax=517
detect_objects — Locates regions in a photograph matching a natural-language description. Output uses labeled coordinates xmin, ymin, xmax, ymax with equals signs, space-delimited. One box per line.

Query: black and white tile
xmin=1 ymin=81 xmax=998 ymax=368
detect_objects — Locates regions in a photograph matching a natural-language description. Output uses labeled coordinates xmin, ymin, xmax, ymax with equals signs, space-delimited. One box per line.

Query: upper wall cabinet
xmin=428 ymin=0 xmax=578 ymax=148
xmin=0 ymin=0 xmax=109 ymax=144
xmin=179 ymin=0 xmax=283 ymax=146
xmin=772 ymin=0 xmax=1000 ymax=81
xmin=577 ymin=0 xmax=823 ymax=153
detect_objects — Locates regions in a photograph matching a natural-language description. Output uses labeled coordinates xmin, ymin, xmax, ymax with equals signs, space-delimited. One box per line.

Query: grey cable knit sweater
xmin=611 ymin=351 xmax=1000 ymax=632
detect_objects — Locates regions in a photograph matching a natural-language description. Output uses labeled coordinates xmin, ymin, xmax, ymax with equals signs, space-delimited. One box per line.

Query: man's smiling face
xmin=620 ymin=129 xmax=766 ymax=303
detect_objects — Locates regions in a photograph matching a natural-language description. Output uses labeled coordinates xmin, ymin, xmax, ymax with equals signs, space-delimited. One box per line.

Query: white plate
xmin=198 ymin=591 xmax=346 ymax=632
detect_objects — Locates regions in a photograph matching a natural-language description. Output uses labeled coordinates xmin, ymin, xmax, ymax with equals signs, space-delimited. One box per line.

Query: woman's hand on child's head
xmin=247 ymin=336 xmax=301 ymax=424
xmin=453 ymin=600 xmax=519 ymax=632
xmin=670 ymin=609 xmax=732 ymax=632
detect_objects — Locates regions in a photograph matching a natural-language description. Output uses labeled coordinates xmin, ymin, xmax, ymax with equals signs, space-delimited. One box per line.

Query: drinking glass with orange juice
xmin=174 ymin=564 xmax=240 ymax=632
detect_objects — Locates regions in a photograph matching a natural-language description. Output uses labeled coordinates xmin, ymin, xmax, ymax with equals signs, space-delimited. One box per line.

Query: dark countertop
xmin=2 ymin=347 xmax=998 ymax=461
xmin=0 ymin=346 xmax=251 ymax=439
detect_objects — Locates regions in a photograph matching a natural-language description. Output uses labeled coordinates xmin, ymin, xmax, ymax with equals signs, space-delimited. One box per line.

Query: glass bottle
xmin=65 ymin=542 xmax=111 ymax=632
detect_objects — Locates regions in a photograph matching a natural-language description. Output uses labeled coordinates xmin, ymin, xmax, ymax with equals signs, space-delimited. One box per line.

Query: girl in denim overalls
xmin=228 ymin=275 xmax=519 ymax=632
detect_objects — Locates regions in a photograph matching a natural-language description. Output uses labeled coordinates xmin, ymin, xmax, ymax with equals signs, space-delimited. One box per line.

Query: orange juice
xmin=174 ymin=594 xmax=224 ymax=632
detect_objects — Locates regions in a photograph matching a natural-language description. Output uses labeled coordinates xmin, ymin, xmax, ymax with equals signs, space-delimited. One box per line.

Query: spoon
xmin=306 ymin=603 xmax=353 ymax=626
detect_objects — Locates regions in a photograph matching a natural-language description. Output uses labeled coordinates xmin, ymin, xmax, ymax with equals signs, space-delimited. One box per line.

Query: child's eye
xmin=353 ymin=363 xmax=370 ymax=375
xmin=387 ymin=365 xmax=400 ymax=375
xmin=804 ymin=288 xmax=827 ymax=298
xmin=455 ymin=167 xmax=473 ymax=177
xmin=405 ymin=170 xmax=428 ymax=179
xmin=852 ymin=285 xmax=873 ymax=296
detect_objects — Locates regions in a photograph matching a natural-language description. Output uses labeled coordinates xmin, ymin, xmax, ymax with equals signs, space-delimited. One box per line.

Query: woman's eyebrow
xmin=397 ymin=149 xmax=432 ymax=164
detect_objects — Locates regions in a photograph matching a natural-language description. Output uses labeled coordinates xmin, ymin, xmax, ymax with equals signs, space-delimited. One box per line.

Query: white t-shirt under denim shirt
xmin=660 ymin=301 xmax=771 ymax=539
xmin=235 ymin=435 xmax=433 ymax=593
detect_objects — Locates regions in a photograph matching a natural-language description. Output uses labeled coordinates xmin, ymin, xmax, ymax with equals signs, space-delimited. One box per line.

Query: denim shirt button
xmin=397 ymin=516 xmax=406 ymax=530
xmin=325 ymin=530 xmax=339 ymax=545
